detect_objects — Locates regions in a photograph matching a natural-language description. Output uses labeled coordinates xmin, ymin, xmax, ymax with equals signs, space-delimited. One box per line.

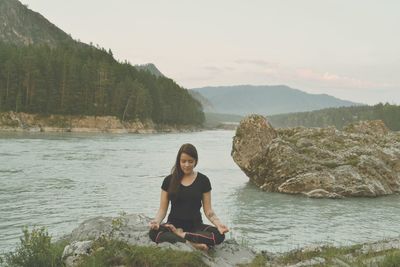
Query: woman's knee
xmin=214 ymin=232 xmax=225 ymax=245
xmin=149 ymin=229 xmax=159 ymax=242
xmin=204 ymin=226 xmax=225 ymax=245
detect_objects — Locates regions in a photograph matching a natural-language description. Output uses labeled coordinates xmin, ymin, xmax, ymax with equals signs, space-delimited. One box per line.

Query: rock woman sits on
xmin=149 ymin=143 xmax=229 ymax=250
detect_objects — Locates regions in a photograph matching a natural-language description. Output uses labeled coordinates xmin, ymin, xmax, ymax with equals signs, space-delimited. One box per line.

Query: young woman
xmin=149 ymin=143 xmax=229 ymax=250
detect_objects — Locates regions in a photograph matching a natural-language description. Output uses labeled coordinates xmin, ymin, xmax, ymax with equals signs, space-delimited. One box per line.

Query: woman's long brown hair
xmin=168 ymin=143 xmax=198 ymax=198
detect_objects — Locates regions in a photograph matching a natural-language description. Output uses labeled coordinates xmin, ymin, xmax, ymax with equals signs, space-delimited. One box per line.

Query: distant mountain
xmin=188 ymin=90 xmax=215 ymax=112
xmin=191 ymin=85 xmax=361 ymax=116
xmin=0 ymin=0 xmax=73 ymax=46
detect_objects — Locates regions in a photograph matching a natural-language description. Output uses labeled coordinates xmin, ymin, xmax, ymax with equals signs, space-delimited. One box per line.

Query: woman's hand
xmin=217 ymin=224 xmax=229 ymax=235
xmin=164 ymin=224 xmax=186 ymax=238
xmin=163 ymin=223 xmax=177 ymax=232
xmin=149 ymin=220 xmax=160 ymax=230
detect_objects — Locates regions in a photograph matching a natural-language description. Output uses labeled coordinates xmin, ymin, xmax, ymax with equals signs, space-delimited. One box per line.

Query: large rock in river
xmin=232 ymin=115 xmax=400 ymax=198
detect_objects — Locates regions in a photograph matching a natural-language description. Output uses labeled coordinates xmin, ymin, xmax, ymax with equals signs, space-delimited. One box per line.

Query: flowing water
xmin=0 ymin=130 xmax=399 ymax=254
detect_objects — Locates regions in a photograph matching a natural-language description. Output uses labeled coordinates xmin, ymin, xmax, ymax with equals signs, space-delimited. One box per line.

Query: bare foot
xmin=163 ymin=224 xmax=176 ymax=232
xmin=164 ymin=225 xmax=186 ymax=238
xmin=189 ymin=242 xmax=209 ymax=251
xmin=174 ymin=228 xmax=185 ymax=238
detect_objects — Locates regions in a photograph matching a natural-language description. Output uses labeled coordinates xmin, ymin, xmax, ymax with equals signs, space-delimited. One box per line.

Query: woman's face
xmin=179 ymin=153 xmax=196 ymax=175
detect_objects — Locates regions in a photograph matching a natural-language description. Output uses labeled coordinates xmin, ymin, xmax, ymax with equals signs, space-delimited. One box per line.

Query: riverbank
xmin=1 ymin=213 xmax=399 ymax=267
xmin=0 ymin=111 xmax=201 ymax=133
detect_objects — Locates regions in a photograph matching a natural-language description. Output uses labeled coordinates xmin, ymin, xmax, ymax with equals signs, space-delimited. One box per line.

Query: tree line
xmin=0 ymin=42 xmax=204 ymax=125
xmin=268 ymin=103 xmax=400 ymax=131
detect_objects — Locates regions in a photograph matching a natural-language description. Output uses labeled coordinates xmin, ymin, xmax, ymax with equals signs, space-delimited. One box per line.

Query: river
xmin=0 ymin=130 xmax=399 ymax=253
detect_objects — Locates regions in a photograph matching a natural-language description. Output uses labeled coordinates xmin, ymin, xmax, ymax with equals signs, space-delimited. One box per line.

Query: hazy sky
xmin=20 ymin=0 xmax=400 ymax=105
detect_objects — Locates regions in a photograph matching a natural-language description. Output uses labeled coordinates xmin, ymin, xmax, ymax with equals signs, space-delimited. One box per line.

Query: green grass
xmin=237 ymin=254 xmax=267 ymax=267
xmin=4 ymin=225 xmax=399 ymax=267
xmin=1 ymin=226 xmax=208 ymax=267
xmin=379 ymin=250 xmax=400 ymax=267
xmin=78 ymin=237 xmax=208 ymax=267
xmin=274 ymin=244 xmax=400 ymax=267
xmin=276 ymin=244 xmax=362 ymax=266
xmin=321 ymin=161 xmax=341 ymax=169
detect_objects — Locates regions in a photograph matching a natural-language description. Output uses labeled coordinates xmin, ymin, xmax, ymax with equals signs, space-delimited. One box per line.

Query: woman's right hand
xmin=149 ymin=220 xmax=160 ymax=230
xmin=217 ymin=224 xmax=229 ymax=234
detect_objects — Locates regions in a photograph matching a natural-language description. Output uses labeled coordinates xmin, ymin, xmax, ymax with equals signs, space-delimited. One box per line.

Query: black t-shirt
xmin=161 ymin=172 xmax=211 ymax=222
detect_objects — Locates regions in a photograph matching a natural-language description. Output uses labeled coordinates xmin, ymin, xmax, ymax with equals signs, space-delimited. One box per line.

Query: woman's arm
xmin=202 ymin=191 xmax=229 ymax=234
xmin=149 ymin=190 xmax=169 ymax=229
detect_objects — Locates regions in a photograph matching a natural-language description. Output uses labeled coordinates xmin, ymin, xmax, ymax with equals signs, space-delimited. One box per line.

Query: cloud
xmin=295 ymin=68 xmax=385 ymax=89
xmin=182 ymin=59 xmax=398 ymax=96
xmin=203 ymin=66 xmax=222 ymax=72
xmin=230 ymin=59 xmax=393 ymax=90
xmin=234 ymin=59 xmax=279 ymax=68
xmin=203 ymin=66 xmax=235 ymax=72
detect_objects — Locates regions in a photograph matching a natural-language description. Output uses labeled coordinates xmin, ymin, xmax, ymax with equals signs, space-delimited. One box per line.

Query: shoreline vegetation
xmin=0 ymin=111 xmax=202 ymax=134
xmin=1 ymin=225 xmax=399 ymax=267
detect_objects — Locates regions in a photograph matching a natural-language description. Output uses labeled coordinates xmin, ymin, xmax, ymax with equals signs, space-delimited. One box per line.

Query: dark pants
xmin=149 ymin=219 xmax=225 ymax=247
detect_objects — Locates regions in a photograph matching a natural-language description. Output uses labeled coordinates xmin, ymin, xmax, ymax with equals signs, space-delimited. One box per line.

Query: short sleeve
xmin=161 ymin=175 xmax=171 ymax=191
xmin=202 ymin=174 xmax=212 ymax=193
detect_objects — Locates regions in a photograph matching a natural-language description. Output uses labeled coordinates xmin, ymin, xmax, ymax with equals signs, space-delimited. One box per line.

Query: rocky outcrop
xmin=232 ymin=114 xmax=400 ymax=198
xmin=265 ymin=237 xmax=400 ymax=267
xmin=0 ymin=112 xmax=199 ymax=133
xmin=61 ymin=213 xmax=256 ymax=267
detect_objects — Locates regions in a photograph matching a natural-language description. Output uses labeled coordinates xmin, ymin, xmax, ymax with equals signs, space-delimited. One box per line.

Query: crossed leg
xmin=149 ymin=223 xmax=225 ymax=250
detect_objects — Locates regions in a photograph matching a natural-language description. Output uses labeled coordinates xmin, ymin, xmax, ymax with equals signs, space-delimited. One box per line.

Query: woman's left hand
xmin=164 ymin=223 xmax=177 ymax=232
xmin=217 ymin=224 xmax=229 ymax=234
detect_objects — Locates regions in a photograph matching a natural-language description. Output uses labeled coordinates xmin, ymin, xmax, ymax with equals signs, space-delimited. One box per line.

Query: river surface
xmin=1 ymin=130 xmax=399 ymax=254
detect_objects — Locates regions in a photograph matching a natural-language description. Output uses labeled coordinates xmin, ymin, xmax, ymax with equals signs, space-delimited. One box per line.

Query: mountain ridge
xmin=0 ymin=0 xmax=165 ymax=76
xmin=191 ymin=84 xmax=361 ymax=116
xmin=0 ymin=0 xmax=73 ymax=46
xmin=134 ymin=63 xmax=164 ymax=77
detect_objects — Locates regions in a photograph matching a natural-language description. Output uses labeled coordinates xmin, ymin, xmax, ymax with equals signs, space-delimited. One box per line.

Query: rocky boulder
xmin=232 ymin=115 xmax=400 ymax=198
xmin=61 ymin=213 xmax=256 ymax=267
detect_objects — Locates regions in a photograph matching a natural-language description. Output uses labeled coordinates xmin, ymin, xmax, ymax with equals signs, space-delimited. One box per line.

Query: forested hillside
xmin=269 ymin=103 xmax=400 ymax=131
xmin=0 ymin=42 xmax=204 ymax=125
xmin=0 ymin=0 xmax=204 ymax=126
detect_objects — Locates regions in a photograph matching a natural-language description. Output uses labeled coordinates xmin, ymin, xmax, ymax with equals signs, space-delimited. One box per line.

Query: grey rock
xmin=331 ymin=257 xmax=352 ymax=267
xmin=360 ymin=238 xmax=400 ymax=254
xmin=287 ymin=256 xmax=325 ymax=267
xmin=62 ymin=240 xmax=93 ymax=267
xmin=208 ymin=239 xmax=256 ymax=267
xmin=232 ymin=115 xmax=400 ymax=198
xmin=65 ymin=213 xmax=152 ymax=246
xmin=361 ymin=255 xmax=387 ymax=267
xmin=61 ymin=213 xmax=256 ymax=267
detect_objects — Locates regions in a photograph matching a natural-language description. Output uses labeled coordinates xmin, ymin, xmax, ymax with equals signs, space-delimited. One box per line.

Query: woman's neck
xmin=182 ymin=171 xmax=196 ymax=179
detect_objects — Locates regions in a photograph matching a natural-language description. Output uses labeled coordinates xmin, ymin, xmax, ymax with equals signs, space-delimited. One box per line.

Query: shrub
xmin=2 ymin=227 xmax=65 ymax=267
